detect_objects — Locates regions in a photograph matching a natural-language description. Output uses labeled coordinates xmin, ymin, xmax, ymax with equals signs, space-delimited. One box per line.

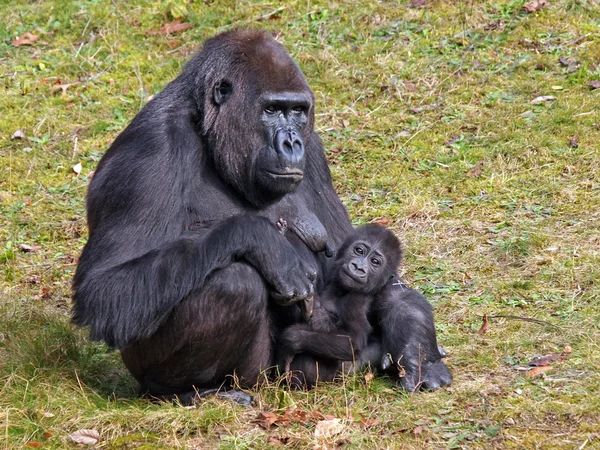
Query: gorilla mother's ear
xmin=213 ymin=80 xmax=233 ymax=105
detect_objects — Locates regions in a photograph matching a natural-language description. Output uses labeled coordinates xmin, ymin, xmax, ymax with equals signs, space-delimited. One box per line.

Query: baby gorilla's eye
xmin=371 ymin=258 xmax=381 ymax=266
xmin=354 ymin=246 xmax=364 ymax=255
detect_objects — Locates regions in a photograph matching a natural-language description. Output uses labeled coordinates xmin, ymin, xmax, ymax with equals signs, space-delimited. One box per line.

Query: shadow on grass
xmin=0 ymin=301 xmax=139 ymax=400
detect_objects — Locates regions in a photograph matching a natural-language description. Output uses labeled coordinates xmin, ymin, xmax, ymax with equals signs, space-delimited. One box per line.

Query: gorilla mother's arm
xmin=73 ymin=215 xmax=315 ymax=350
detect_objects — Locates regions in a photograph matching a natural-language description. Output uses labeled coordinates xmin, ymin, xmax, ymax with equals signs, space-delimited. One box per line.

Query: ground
xmin=1 ymin=0 xmax=599 ymax=448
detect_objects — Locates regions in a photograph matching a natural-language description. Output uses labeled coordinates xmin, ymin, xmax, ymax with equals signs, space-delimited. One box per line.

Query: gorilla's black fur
xmin=72 ymin=30 xmax=451 ymax=398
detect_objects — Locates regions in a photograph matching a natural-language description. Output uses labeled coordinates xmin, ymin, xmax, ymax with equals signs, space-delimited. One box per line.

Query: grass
xmin=1 ymin=0 xmax=599 ymax=448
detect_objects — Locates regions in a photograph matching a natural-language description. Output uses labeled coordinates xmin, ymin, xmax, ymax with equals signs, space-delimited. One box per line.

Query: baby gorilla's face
xmin=337 ymin=240 xmax=387 ymax=294
xmin=334 ymin=224 xmax=402 ymax=295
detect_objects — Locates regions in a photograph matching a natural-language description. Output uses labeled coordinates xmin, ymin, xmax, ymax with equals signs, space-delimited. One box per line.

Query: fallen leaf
xmin=364 ymin=371 xmax=374 ymax=384
xmin=413 ymin=426 xmax=423 ymax=435
xmin=166 ymin=39 xmax=181 ymax=49
xmin=73 ymin=162 xmax=82 ymax=175
xmin=51 ymin=82 xmax=78 ymax=96
xmin=26 ymin=275 xmax=41 ymax=284
xmin=11 ymin=129 xmax=26 ymax=140
xmin=67 ymin=429 xmax=100 ymax=445
xmin=588 ymin=81 xmax=600 ymax=90
xmin=531 ymin=95 xmax=555 ymax=104
xmin=478 ymin=314 xmax=489 ymax=334
xmin=254 ymin=411 xmax=280 ymax=430
xmin=526 ymin=365 xmax=553 ymax=378
xmin=310 ymin=411 xmax=336 ymax=422
xmin=359 ymin=415 xmax=379 ymax=429
xmin=341 ymin=119 xmax=350 ymax=128
xmin=563 ymin=345 xmax=572 ymax=354
xmin=146 ymin=19 xmax=194 ymax=35
xmin=409 ymin=0 xmax=429 ymax=7
xmin=522 ymin=0 xmax=549 ymax=13
xmin=468 ymin=161 xmax=484 ymax=178
xmin=568 ymin=136 xmax=579 ymax=148
xmin=528 ymin=354 xmax=559 ymax=366
xmin=559 ymin=57 xmax=570 ymax=67
xmin=18 ymin=243 xmax=42 ymax=252
xmin=12 ymin=32 xmax=39 ymax=46
xmin=314 ymin=418 xmax=344 ymax=439
xmin=371 ymin=217 xmax=392 ymax=226
xmin=404 ymin=83 xmax=417 ymax=94
xmin=25 ymin=443 xmax=42 ymax=448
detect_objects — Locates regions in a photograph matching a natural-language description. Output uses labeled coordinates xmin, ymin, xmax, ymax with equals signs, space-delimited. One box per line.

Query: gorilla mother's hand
xmin=239 ymin=215 xmax=317 ymax=306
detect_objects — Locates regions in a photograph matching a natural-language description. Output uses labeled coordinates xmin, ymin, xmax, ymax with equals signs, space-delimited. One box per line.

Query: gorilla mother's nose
xmin=275 ymin=129 xmax=304 ymax=164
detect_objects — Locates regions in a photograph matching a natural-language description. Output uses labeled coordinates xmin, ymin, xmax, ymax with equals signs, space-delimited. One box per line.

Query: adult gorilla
xmin=72 ymin=29 xmax=451 ymax=398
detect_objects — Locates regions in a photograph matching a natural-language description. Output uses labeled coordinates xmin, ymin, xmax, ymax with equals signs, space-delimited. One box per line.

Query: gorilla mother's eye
xmin=265 ymin=105 xmax=278 ymax=114
xmin=291 ymin=106 xmax=305 ymax=114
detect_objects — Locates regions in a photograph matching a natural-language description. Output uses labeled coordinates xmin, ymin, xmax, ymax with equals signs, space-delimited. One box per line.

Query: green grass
xmin=2 ymin=0 xmax=600 ymax=448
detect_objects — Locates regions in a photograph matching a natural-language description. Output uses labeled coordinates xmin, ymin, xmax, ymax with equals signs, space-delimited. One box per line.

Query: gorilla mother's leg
xmin=121 ymin=262 xmax=272 ymax=400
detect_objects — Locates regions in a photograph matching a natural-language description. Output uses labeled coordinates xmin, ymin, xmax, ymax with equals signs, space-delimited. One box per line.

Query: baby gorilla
xmin=277 ymin=224 xmax=402 ymax=387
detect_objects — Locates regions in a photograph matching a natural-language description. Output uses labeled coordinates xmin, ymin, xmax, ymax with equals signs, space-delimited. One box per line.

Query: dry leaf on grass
xmin=18 ymin=243 xmax=42 ymax=252
xmin=569 ymin=136 xmax=579 ymax=148
xmin=529 ymin=354 xmax=559 ymax=366
xmin=531 ymin=95 xmax=555 ymax=104
xmin=314 ymin=418 xmax=344 ymax=439
xmin=371 ymin=217 xmax=392 ymax=226
xmin=478 ymin=314 xmax=489 ymax=334
xmin=526 ymin=365 xmax=553 ymax=378
xmin=588 ymin=81 xmax=600 ymax=90
xmin=529 ymin=346 xmax=572 ymax=367
xmin=146 ymin=19 xmax=194 ymax=35
xmin=73 ymin=162 xmax=82 ymax=175
xmin=67 ymin=429 xmax=100 ymax=445
xmin=11 ymin=129 xmax=26 ymax=140
xmin=254 ymin=409 xmax=338 ymax=431
xmin=468 ymin=161 xmax=484 ymax=178
xmin=254 ymin=411 xmax=280 ymax=430
xmin=359 ymin=415 xmax=380 ymax=429
xmin=51 ymin=82 xmax=79 ymax=95
xmin=523 ymin=0 xmax=549 ymax=12
xmin=12 ymin=32 xmax=39 ymax=46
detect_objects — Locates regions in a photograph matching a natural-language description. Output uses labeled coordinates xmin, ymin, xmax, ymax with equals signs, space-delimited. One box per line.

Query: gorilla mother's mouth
xmin=265 ymin=170 xmax=304 ymax=181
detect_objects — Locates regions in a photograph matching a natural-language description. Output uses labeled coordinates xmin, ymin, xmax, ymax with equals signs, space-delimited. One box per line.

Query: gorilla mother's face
xmin=204 ymin=33 xmax=315 ymax=208
xmin=254 ymin=91 xmax=311 ymax=198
